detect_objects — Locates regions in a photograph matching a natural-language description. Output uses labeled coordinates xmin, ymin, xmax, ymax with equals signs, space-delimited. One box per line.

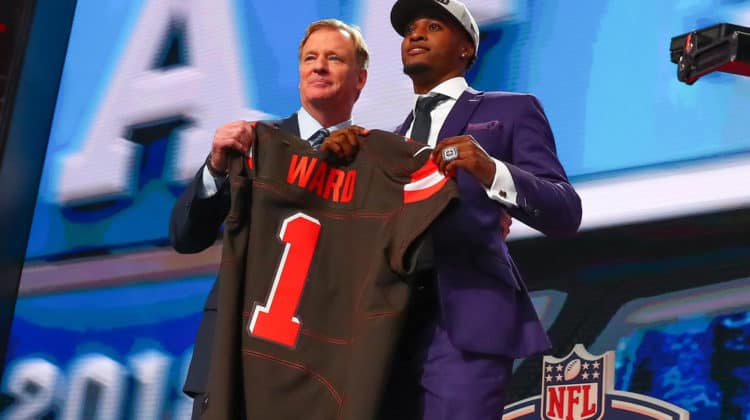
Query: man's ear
xmin=460 ymin=39 xmax=475 ymax=67
xmin=460 ymin=37 xmax=474 ymax=56
xmin=357 ymin=68 xmax=368 ymax=91
xmin=354 ymin=68 xmax=368 ymax=101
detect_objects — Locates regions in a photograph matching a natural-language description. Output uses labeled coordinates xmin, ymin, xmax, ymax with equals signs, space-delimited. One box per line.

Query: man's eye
xmin=329 ymin=55 xmax=341 ymax=61
xmin=429 ymin=23 xmax=441 ymax=31
xmin=304 ymin=55 xmax=316 ymax=62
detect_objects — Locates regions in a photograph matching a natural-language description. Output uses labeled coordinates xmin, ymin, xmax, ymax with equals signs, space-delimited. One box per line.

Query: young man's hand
xmin=320 ymin=125 xmax=370 ymax=160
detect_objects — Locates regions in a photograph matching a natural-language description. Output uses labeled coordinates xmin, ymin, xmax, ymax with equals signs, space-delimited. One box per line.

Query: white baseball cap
xmin=390 ymin=0 xmax=480 ymax=55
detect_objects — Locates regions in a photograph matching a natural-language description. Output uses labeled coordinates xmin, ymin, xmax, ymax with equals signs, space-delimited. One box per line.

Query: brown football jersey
xmin=203 ymin=123 xmax=457 ymax=420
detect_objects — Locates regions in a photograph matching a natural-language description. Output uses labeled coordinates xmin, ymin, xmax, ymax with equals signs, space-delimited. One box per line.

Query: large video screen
xmin=579 ymin=276 xmax=750 ymax=418
xmin=2 ymin=0 xmax=750 ymax=418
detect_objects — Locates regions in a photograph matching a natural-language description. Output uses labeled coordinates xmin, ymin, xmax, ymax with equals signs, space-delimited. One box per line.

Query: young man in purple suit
xmin=327 ymin=0 xmax=582 ymax=418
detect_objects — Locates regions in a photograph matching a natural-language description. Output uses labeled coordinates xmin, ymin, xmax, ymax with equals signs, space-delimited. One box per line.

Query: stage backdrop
xmin=2 ymin=0 xmax=750 ymax=418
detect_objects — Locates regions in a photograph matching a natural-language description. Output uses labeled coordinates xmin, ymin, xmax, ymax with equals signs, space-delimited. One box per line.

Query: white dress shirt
xmin=405 ymin=77 xmax=518 ymax=207
xmin=197 ymin=107 xmax=352 ymax=198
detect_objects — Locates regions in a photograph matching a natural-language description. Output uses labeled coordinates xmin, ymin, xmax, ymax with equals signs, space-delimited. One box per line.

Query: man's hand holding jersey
xmin=322 ymin=126 xmax=513 ymax=240
xmin=208 ymin=120 xmax=255 ymax=176
xmin=320 ymin=125 xmax=368 ymax=161
xmin=432 ymin=135 xmax=496 ymax=189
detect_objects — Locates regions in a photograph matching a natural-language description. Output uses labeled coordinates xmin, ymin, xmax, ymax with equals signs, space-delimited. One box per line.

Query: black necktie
xmin=307 ymin=128 xmax=330 ymax=149
xmin=411 ymin=93 xmax=449 ymax=144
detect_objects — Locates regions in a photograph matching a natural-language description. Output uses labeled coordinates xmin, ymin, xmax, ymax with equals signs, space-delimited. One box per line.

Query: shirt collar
xmin=297 ymin=106 xmax=352 ymax=139
xmin=412 ymin=76 xmax=469 ymax=109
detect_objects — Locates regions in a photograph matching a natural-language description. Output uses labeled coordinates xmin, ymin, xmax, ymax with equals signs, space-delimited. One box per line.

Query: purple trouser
xmin=379 ymin=320 xmax=513 ymax=420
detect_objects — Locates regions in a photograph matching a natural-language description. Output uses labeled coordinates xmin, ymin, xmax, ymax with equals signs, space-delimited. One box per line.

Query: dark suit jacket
xmin=396 ymin=88 xmax=581 ymax=357
xmin=170 ymin=115 xmax=299 ymax=398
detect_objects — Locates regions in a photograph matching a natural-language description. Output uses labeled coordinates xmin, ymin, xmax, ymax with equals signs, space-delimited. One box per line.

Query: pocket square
xmin=467 ymin=120 xmax=501 ymax=131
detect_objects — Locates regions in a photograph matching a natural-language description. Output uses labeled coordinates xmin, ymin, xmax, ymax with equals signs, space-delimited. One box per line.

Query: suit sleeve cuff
xmin=483 ymin=158 xmax=518 ymax=207
xmin=197 ymin=165 xmax=227 ymax=199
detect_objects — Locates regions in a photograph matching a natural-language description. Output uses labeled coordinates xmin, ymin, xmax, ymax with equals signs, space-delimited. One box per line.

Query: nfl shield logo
xmin=503 ymin=343 xmax=689 ymax=420
xmin=542 ymin=344 xmax=612 ymax=420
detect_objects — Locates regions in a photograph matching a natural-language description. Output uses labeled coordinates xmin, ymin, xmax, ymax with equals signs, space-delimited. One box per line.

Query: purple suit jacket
xmin=397 ymin=88 xmax=581 ymax=358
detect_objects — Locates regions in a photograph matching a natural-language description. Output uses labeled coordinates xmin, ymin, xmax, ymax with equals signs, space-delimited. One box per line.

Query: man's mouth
xmin=309 ymin=79 xmax=331 ymax=87
xmin=407 ymin=46 xmax=429 ymax=56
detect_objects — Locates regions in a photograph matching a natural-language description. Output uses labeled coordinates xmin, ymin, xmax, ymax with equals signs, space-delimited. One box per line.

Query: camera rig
xmin=670 ymin=23 xmax=750 ymax=85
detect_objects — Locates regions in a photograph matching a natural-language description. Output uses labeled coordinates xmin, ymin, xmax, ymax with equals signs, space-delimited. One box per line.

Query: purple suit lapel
xmin=396 ymin=113 xmax=413 ymax=137
xmin=396 ymin=88 xmax=483 ymax=141
xmin=437 ymin=87 xmax=483 ymax=142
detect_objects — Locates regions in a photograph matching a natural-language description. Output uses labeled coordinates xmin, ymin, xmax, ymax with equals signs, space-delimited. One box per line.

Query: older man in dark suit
xmin=169 ymin=18 xmax=369 ymax=418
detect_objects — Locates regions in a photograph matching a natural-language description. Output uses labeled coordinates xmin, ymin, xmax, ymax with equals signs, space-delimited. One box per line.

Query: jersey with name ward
xmin=202 ymin=123 xmax=458 ymax=420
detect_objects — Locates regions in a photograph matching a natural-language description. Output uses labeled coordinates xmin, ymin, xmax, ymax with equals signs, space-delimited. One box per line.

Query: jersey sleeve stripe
xmin=248 ymin=121 xmax=258 ymax=170
xmin=404 ymin=170 xmax=446 ymax=192
xmin=404 ymin=177 xmax=449 ymax=203
xmin=403 ymin=158 xmax=449 ymax=203
xmin=409 ymin=157 xmax=440 ymax=182
xmin=246 ymin=146 xmax=254 ymax=170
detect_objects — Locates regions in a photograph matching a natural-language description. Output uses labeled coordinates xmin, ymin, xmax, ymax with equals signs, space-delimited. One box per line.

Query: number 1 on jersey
xmin=248 ymin=213 xmax=321 ymax=347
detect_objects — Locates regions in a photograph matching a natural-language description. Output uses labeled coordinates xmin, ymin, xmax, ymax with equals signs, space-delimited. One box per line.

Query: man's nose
xmin=312 ymin=57 xmax=328 ymax=72
xmin=408 ymin=25 xmax=427 ymax=41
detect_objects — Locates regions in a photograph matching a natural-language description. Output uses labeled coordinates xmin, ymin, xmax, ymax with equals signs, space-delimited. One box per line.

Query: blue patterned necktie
xmin=307 ymin=128 xmax=330 ymax=149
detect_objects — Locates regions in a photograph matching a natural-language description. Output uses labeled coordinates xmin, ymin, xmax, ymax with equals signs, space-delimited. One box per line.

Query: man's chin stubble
xmin=403 ymin=62 xmax=431 ymax=76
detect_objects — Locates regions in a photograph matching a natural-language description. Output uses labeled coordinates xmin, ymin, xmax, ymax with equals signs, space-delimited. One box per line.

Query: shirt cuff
xmin=197 ymin=164 xmax=227 ymax=199
xmin=483 ymin=158 xmax=518 ymax=207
